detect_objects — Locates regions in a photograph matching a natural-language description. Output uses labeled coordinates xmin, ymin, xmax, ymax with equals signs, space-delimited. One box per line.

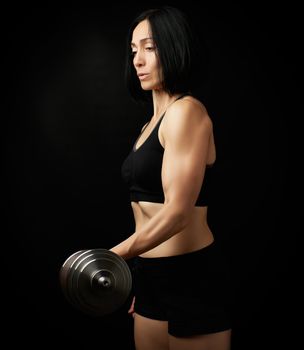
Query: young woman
xmin=110 ymin=6 xmax=232 ymax=350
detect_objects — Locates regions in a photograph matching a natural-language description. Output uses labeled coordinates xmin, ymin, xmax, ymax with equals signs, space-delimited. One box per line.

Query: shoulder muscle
xmin=162 ymin=99 xmax=212 ymax=151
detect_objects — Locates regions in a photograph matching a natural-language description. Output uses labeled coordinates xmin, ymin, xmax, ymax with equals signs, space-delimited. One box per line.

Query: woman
xmin=110 ymin=6 xmax=232 ymax=350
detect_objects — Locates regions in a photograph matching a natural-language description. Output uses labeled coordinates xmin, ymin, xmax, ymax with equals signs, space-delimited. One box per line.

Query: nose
xmin=133 ymin=49 xmax=145 ymax=68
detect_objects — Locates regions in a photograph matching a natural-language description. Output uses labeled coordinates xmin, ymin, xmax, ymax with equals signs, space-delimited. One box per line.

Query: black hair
xmin=125 ymin=6 xmax=202 ymax=102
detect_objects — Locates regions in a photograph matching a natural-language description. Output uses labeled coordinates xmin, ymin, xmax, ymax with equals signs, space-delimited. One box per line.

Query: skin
xmin=111 ymin=19 xmax=231 ymax=350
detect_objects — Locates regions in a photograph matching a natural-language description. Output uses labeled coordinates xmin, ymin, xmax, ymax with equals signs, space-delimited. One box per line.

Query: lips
xmin=137 ymin=73 xmax=149 ymax=80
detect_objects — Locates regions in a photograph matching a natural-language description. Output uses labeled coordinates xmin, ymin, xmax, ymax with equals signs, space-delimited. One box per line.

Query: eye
xmin=131 ymin=51 xmax=137 ymax=56
xmin=145 ymin=47 xmax=155 ymax=51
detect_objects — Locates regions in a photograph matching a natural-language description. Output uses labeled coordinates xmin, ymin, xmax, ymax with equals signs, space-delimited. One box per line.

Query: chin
xmin=140 ymin=82 xmax=160 ymax=91
xmin=141 ymin=87 xmax=153 ymax=91
xmin=140 ymin=85 xmax=153 ymax=91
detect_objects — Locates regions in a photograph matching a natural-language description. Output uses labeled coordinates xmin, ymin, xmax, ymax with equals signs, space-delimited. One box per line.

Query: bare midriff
xmin=131 ymin=201 xmax=214 ymax=258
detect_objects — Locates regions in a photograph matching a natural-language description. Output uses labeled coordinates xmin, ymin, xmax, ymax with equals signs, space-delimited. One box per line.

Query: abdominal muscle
xmin=131 ymin=201 xmax=215 ymax=258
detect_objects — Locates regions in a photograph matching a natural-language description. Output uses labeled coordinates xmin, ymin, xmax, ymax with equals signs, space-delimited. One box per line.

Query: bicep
xmin=161 ymin=106 xmax=212 ymax=211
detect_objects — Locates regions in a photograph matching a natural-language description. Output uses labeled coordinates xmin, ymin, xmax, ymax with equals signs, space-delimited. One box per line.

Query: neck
xmin=151 ymin=91 xmax=186 ymax=121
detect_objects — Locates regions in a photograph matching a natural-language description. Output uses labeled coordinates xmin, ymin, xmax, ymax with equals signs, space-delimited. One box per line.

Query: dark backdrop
xmin=3 ymin=3 xmax=298 ymax=349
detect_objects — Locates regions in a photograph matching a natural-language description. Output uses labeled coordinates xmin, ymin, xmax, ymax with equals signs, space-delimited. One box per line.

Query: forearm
xmin=110 ymin=204 xmax=187 ymax=260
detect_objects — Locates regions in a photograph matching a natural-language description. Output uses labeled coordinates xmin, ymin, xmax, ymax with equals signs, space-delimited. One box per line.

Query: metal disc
xmin=59 ymin=250 xmax=87 ymax=307
xmin=59 ymin=249 xmax=132 ymax=316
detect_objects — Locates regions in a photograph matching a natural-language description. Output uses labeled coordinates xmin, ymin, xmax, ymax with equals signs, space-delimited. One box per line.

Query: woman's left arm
xmin=110 ymin=101 xmax=213 ymax=260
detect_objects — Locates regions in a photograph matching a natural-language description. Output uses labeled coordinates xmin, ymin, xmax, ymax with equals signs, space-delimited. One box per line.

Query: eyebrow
xmin=130 ymin=37 xmax=154 ymax=47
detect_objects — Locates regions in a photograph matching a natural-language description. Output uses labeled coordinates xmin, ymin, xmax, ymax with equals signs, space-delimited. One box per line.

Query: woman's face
xmin=131 ymin=19 xmax=162 ymax=90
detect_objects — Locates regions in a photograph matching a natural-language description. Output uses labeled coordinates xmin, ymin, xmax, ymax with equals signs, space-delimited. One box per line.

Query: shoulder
xmin=163 ymin=96 xmax=213 ymax=134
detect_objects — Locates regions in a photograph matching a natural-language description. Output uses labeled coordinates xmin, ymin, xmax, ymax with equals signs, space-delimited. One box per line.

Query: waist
xmin=132 ymin=201 xmax=213 ymax=258
xmin=135 ymin=239 xmax=219 ymax=267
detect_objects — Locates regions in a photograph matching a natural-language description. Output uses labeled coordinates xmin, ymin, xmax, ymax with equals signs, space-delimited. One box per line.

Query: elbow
xmin=176 ymin=211 xmax=189 ymax=231
xmin=166 ymin=204 xmax=190 ymax=232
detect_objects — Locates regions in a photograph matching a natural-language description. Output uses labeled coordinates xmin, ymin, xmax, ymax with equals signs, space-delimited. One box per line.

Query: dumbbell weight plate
xmin=60 ymin=249 xmax=132 ymax=316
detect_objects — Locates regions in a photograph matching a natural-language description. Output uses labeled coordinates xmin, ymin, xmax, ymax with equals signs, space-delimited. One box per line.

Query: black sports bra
xmin=121 ymin=96 xmax=215 ymax=207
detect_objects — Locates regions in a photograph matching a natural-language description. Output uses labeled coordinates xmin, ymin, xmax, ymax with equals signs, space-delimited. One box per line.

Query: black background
xmin=3 ymin=2 xmax=299 ymax=349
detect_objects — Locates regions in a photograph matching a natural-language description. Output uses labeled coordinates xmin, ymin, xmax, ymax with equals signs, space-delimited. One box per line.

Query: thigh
xmin=169 ymin=329 xmax=232 ymax=350
xmin=134 ymin=313 xmax=169 ymax=350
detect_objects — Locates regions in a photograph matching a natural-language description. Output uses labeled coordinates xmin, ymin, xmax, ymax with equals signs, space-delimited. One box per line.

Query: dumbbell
xmin=59 ymin=249 xmax=132 ymax=316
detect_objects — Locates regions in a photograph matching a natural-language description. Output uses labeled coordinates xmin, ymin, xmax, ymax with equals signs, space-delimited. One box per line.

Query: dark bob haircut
xmin=125 ymin=6 xmax=201 ymax=102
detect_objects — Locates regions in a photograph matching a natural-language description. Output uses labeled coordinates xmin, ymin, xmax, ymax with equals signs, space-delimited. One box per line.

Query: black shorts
xmin=132 ymin=240 xmax=232 ymax=337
